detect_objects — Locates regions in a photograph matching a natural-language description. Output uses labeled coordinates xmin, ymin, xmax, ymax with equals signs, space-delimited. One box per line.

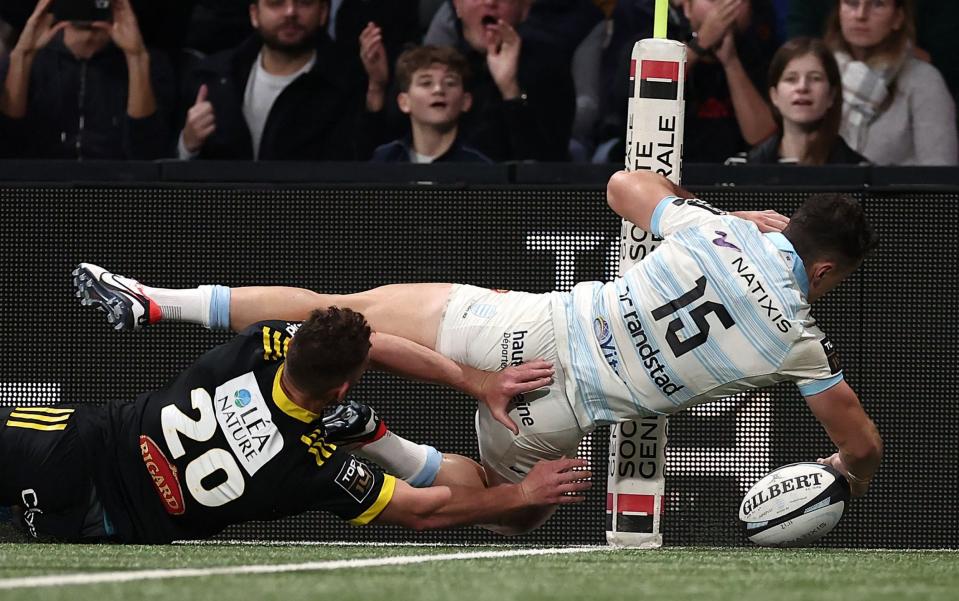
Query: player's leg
xmin=72 ymin=263 xmax=452 ymax=350
xmin=230 ymin=283 xmax=453 ymax=349
xmin=0 ymin=406 xmax=112 ymax=541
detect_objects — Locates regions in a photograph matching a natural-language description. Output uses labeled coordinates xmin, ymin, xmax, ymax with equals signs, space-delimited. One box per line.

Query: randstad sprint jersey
xmin=552 ymin=196 xmax=843 ymax=428
xmin=82 ymin=320 xmax=395 ymax=543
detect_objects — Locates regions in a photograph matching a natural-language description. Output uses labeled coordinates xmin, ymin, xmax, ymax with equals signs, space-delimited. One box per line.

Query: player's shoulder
xmin=234 ymin=320 xmax=302 ymax=363
xmin=652 ymin=195 xmax=729 ymax=237
xmin=240 ymin=320 xmax=302 ymax=338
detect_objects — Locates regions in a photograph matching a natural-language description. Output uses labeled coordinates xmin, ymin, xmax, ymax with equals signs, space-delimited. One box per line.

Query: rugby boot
xmin=322 ymin=400 xmax=387 ymax=448
xmin=72 ymin=263 xmax=162 ymax=330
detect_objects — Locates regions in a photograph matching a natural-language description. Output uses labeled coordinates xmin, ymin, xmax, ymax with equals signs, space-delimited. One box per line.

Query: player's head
xmin=250 ymin=0 xmax=329 ymax=55
xmin=396 ymin=46 xmax=473 ymax=130
xmin=767 ymin=37 xmax=842 ymax=164
xmin=783 ymin=193 xmax=879 ymax=302
xmin=825 ymin=0 xmax=914 ymax=64
xmin=284 ymin=307 xmax=372 ymax=407
xmin=453 ymin=0 xmax=532 ymax=53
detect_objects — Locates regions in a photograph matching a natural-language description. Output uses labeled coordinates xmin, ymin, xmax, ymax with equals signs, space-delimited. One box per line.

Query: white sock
xmin=354 ymin=431 xmax=442 ymax=487
xmin=140 ymin=284 xmax=228 ymax=329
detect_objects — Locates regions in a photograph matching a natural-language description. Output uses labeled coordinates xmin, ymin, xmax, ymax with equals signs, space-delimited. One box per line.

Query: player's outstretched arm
xmin=369 ymin=332 xmax=554 ymax=416
xmin=606 ymin=170 xmax=684 ymax=232
xmin=374 ymin=458 xmax=591 ymax=531
xmin=804 ymin=381 xmax=883 ymax=497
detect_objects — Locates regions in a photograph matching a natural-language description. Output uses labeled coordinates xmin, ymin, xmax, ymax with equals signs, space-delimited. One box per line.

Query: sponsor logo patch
xmin=821 ymin=338 xmax=842 ymax=374
xmin=213 ymin=372 xmax=284 ymax=476
xmin=234 ymin=389 xmax=252 ymax=408
xmin=593 ymin=316 xmax=610 ymax=341
xmin=467 ymin=303 xmax=497 ymax=319
xmin=140 ymin=435 xmax=186 ymax=516
xmin=632 ymin=59 xmax=680 ymax=101
xmin=712 ymin=230 xmax=742 ymax=252
xmin=20 ymin=489 xmax=43 ymax=538
xmin=336 ymin=457 xmax=375 ymax=503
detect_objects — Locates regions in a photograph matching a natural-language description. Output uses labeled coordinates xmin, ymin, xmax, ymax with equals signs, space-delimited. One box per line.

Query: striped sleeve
xmin=650 ymin=196 xmax=728 ymax=238
xmin=779 ymin=326 xmax=845 ymax=397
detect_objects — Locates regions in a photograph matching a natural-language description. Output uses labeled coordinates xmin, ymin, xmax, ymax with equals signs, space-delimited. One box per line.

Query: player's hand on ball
xmin=481 ymin=359 xmax=554 ymax=435
xmin=732 ymin=210 xmax=789 ymax=233
xmin=818 ymin=452 xmax=871 ymax=497
xmin=519 ymin=458 xmax=591 ymax=505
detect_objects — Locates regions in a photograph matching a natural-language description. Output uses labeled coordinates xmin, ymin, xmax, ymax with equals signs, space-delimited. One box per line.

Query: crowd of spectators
xmin=0 ymin=0 xmax=956 ymax=165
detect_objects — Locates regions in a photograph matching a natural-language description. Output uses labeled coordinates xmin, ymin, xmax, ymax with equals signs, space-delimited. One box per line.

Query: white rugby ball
xmin=739 ymin=462 xmax=850 ymax=547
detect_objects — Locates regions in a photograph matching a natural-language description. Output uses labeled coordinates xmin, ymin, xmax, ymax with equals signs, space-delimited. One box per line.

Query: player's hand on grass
xmin=519 ymin=458 xmax=592 ymax=506
xmin=818 ymin=452 xmax=871 ymax=498
xmin=481 ymin=359 xmax=555 ymax=435
xmin=732 ymin=210 xmax=789 ymax=233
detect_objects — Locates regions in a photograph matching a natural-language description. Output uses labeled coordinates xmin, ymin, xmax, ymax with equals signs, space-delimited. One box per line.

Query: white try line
xmin=0 ymin=546 xmax=609 ymax=590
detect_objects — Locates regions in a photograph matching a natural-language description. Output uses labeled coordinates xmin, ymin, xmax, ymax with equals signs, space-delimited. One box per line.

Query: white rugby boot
xmin=72 ymin=263 xmax=162 ymax=330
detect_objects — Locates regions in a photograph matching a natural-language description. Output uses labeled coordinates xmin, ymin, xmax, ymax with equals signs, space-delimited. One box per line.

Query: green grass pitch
xmin=0 ymin=543 xmax=955 ymax=601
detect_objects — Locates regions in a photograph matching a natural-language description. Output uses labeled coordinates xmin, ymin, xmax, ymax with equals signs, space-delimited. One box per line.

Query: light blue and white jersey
xmin=550 ymin=196 xmax=843 ymax=429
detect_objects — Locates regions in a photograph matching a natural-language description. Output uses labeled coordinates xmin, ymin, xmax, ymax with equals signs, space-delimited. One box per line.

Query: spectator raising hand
xmin=485 ymin=20 xmax=521 ymax=100
xmin=0 ymin=0 xmax=67 ymax=118
xmin=92 ymin=0 xmax=155 ymax=119
xmin=359 ymin=22 xmax=388 ymax=112
xmin=0 ymin=0 xmax=175 ymax=159
xmin=181 ymin=84 xmax=216 ymax=155
xmin=692 ymin=0 xmax=745 ymax=54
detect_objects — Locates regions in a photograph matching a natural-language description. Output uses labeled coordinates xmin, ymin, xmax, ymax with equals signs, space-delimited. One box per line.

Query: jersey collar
xmin=765 ymin=232 xmax=810 ymax=298
xmin=272 ymin=364 xmax=320 ymax=424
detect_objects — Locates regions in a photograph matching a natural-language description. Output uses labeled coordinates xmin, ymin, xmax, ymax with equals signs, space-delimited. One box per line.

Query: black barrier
xmin=0 ymin=170 xmax=957 ymax=549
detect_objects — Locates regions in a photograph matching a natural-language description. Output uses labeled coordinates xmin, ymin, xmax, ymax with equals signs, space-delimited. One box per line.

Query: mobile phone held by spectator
xmin=53 ymin=0 xmax=111 ymax=23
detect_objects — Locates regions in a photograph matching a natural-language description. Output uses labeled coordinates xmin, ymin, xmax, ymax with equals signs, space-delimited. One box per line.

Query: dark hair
xmin=784 ymin=193 xmax=879 ymax=267
xmin=284 ymin=307 xmax=371 ymax=398
xmin=767 ymin=37 xmax=843 ymax=165
xmin=395 ymin=45 xmax=471 ymax=92
xmin=824 ymin=0 xmax=915 ymax=66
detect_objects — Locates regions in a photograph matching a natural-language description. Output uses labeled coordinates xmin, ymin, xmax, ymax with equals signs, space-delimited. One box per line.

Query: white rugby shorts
xmin=435 ymin=284 xmax=585 ymax=483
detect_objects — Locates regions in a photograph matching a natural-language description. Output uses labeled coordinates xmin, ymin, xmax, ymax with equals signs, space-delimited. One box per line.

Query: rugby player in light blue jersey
xmin=75 ymin=170 xmax=883 ymax=535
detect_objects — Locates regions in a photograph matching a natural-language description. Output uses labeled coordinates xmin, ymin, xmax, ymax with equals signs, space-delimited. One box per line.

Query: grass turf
xmin=0 ymin=544 xmax=955 ymax=601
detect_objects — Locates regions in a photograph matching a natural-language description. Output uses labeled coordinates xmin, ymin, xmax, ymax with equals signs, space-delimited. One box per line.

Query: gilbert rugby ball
xmin=739 ymin=462 xmax=850 ymax=547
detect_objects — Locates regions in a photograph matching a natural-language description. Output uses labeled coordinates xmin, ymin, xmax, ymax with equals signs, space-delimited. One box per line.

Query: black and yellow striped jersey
xmin=2 ymin=320 xmax=394 ymax=543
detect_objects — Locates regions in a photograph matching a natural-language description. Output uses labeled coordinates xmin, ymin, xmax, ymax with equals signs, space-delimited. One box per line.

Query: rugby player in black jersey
xmin=0 ymin=306 xmax=590 ymax=542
